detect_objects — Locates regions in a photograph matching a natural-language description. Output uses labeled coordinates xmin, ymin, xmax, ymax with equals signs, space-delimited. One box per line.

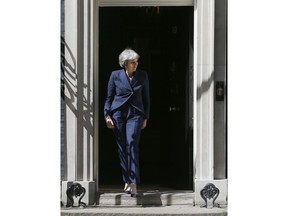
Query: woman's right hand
xmin=106 ymin=117 xmax=115 ymax=129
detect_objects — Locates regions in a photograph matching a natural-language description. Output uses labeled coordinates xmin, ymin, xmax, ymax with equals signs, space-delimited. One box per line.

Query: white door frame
xmin=93 ymin=0 xmax=195 ymax=190
xmin=94 ymin=0 xmax=195 ymax=188
xmin=93 ymin=0 xmax=216 ymax=191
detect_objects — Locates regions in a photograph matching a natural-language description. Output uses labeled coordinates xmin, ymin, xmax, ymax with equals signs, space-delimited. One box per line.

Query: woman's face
xmin=126 ymin=59 xmax=138 ymax=73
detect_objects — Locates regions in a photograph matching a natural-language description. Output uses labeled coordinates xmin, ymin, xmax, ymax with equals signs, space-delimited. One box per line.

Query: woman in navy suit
xmin=104 ymin=48 xmax=150 ymax=197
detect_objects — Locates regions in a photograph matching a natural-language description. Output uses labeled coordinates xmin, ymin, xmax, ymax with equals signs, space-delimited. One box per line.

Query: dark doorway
xmin=99 ymin=6 xmax=194 ymax=189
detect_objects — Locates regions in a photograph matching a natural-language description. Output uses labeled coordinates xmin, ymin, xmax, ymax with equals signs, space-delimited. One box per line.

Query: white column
xmin=63 ymin=0 xmax=78 ymax=182
xmin=61 ymin=0 xmax=96 ymax=206
xmin=193 ymin=0 xmax=227 ymax=206
xmin=193 ymin=0 xmax=215 ymax=181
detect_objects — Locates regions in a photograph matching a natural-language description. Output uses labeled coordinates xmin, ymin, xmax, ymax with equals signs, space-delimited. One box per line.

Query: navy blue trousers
xmin=112 ymin=103 xmax=143 ymax=184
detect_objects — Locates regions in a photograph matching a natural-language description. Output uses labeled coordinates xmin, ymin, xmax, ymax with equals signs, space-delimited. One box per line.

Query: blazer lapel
xmin=130 ymin=71 xmax=138 ymax=87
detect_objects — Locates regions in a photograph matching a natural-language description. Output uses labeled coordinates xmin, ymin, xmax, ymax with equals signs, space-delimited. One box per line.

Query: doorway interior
xmin=98 ymin=6 xmax=194 ymax=190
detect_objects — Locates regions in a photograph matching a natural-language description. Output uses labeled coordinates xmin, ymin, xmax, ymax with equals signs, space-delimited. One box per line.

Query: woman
xmin=104 ymin=48 xmax=150 ymax=197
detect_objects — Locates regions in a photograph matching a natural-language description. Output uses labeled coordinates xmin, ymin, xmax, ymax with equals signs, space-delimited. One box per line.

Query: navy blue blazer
xmin=104 ymin=69 xmax=150 ymax=119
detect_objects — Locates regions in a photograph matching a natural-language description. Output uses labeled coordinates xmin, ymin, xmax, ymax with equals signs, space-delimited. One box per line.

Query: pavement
xmin=61 ymin=205 xmax=227 ymax=216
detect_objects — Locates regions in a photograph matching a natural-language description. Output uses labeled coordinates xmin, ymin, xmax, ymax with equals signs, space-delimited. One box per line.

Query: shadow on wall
xmin=196 ymin=70 xmax=214 ymax=101
xmin=61 ymin=35 xmax=94 ymax=180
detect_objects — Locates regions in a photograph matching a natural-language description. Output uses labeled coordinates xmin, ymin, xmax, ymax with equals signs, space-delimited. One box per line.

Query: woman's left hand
xmin=141 ymin=119 xmax=147 ymax=129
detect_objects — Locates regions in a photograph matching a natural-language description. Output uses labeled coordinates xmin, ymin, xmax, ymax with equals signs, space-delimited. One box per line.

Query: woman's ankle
xmin=130 ymin=183 xmax=137 ymax=193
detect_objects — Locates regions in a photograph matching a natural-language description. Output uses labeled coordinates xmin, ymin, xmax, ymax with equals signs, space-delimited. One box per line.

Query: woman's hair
xmin=119 ymin=48 xmax=140 ymax=67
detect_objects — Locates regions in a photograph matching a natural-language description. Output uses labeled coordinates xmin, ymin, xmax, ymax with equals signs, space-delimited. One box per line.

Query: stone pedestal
xmin=61 ymin=181 xmax=95 ymax=206
xmin=195 ymin=179 xmax=228 ymax=207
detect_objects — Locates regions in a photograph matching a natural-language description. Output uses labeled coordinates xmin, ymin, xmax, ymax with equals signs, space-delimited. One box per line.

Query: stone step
xmin=95 ymin=191 xmax=195 ymax=206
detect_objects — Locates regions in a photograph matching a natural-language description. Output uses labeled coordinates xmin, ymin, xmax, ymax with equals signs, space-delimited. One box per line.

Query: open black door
xmin=99 ymin=6 xmax=194 ymax=189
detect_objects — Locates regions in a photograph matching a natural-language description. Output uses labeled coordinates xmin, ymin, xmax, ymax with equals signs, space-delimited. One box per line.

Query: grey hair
xmin=118 ymin=48 xmax=140 ymax=67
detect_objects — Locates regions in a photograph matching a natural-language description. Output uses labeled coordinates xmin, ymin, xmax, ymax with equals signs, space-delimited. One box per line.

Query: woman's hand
xmin=141 ymin=119 xmax=147 ymax=129
xmin=106 ymin=117 xmax=115 ymax=129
